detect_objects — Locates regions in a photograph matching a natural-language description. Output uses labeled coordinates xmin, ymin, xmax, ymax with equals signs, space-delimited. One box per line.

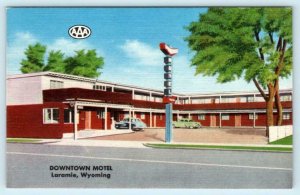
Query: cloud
xmin=7 ymin=32 xmax=38 ymax=74
xmin=48 ymin=38 xmax=104 ymax=57
xmin=119 ymin=40 xmax=162 ymax=66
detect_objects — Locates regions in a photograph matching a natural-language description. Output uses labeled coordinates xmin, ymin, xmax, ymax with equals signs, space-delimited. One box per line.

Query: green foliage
xmin=185 ymin=8 xmax=292 ymax=88
xmin=20 ymin=43 xmax=46 ymax=73
xmin=20 ymin=43 xmax=104 ymax=78
xmin=43 ymin=50 xmax=66 ymax=73
xmin=65 ymin=50 xmax=104 ymax=78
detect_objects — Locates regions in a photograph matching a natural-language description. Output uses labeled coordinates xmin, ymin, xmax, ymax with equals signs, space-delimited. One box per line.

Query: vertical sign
xmin=159 ymin=43 xmax=178 ymax=143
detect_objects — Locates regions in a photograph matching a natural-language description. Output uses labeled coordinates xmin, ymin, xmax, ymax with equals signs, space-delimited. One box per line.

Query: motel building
xmin=7 ymin=72 xmax=292 ymax=139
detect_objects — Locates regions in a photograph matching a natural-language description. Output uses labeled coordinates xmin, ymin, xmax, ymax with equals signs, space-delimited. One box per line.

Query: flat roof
xmin=7 ymin=71 xmax=292 ymax=97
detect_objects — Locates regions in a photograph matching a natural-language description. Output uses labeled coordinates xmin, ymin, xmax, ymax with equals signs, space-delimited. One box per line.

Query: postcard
xmin=6 ymin=7 xmax=293 ymax=188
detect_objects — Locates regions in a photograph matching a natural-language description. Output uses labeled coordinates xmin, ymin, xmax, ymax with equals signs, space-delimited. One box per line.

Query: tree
xmin=43 ymin=50 xmax=66 ymax=73
xmin=20 ymin=43 xmax=46 ymax=73
xmin=65 ymin=49 xmax=104 ymax=78
xmin=185 ymin=8 xmax=292 ymax=132
xmin=20 ymin=43 xmax=104 ymax=79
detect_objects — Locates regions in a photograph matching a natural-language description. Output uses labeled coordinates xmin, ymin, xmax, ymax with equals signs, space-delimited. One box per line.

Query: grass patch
xmin=145 ymin=143 xmax=292 ymax=152
xmin=6 ymin=138 xmax=42 ymax=143
xmin=269 ymin=135 xmax=293 ymax=145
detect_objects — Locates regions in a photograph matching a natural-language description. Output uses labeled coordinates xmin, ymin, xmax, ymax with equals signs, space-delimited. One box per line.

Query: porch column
xmin=104 ymin=106 xmax=108 ymax=130
xmin=253 ymin=112 xmax=256 ymax=128
xmin=112 ymin=86 xmax=114 ymax=92
xmin=150 ymin=110 xmax=152 ymax=128
xmin=188 ymin=96 xmax=191 ymax=104
xmin=74 ymin=102 xmax=78 ymax=140
xmin=177 ymin=111 xmax=179 ymax=121
xmin=188 ymin=113 xmax=191 ymax=119
xmin=219 ymin=113 xmax=222 ymax=128
xmin=253 ymin=94 xmax=256 ymax=102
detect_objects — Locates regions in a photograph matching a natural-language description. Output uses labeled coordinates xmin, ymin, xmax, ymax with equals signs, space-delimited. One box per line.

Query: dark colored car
xmin=115 ymin=118 xmax=147 ymax=131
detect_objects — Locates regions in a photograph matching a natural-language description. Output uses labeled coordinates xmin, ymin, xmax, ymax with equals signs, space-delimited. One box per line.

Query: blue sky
xmin=6 ymin=8 xmax=292 ymax=93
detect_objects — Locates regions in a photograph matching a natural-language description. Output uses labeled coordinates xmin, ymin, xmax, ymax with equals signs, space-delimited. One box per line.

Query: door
xmin=84 ymin=111 xmax=92 ymax=129
xmin=210 ymin=114 xmax=216 ymax=127
xmin=235 ymin=114 xmax=241 ymax=127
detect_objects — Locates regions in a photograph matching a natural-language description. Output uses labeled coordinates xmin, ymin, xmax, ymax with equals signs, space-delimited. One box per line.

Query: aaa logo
xmin=68 ymin=25 xmax=91 ymax=39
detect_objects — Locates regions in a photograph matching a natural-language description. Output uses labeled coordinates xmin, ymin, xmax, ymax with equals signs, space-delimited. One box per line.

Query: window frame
xmin=249 ymin=113 xmax=258 ymax=120
xmin=64 ymin=109 xmax=74 ymax=124
xmin=43 ymin=108 xmax=60 ymax=124
xmin=197 ymin=114 xmax=205 ymax=120
xmin=50 ymin=80 xmax=64 ymax=89
xmin=283 ymin=113 xmax=291 ymax=120
xmin=221 ymin=114 xmax=230 ymax=120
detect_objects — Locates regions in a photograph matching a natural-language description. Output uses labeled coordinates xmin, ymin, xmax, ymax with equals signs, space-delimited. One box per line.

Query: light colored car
xmin=115 ymin=118 xmax=147 ymax=131
xmin=172 ymin=118 xmax=201 ymax=129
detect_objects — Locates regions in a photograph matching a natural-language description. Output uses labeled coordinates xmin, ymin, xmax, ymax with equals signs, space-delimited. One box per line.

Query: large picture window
xmin=221 ymin=114 xmax=229 ymax=120
xmin=43 ymin=108 xmax=60 ymax=124
xmin=64 ymin=109 xmax=74 ymax=123
xmin=198 ymin=114 xmax=205 ymax=120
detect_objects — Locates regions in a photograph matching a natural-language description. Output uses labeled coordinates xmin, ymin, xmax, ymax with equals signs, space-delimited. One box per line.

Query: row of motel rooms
xmin=7 ymin=72 xmax=292 ymax=139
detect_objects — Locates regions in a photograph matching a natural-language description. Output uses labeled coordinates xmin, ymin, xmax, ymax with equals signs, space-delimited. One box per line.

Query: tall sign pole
xmin=160 ymin=43 xmax=178 ymax=143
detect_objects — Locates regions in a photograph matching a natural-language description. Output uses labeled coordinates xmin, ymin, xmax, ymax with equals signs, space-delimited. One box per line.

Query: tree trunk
xmin=274 ymin=81 xmax=283 ymax=126
xmin=265 ymin=84 xmax=276 ymax=137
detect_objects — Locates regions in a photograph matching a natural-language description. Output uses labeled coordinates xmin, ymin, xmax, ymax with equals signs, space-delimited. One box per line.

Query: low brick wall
xmin=269 ymin=125 xmax=293 ymax=142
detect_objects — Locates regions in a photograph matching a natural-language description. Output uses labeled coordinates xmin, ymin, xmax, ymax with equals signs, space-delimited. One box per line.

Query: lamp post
xmin=159 ymin=43 xmax=178 ymax=143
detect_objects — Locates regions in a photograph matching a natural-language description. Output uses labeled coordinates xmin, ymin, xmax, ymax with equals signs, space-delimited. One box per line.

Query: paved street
xmin=7 ymin=143 xmax=292 ymax=188
xmin=87 ymin=128 xmax=268 ymax=144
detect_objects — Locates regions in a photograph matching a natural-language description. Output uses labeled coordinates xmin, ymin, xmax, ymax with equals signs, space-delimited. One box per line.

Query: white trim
xmin=43 ymin=108 xmax=60 ymax=124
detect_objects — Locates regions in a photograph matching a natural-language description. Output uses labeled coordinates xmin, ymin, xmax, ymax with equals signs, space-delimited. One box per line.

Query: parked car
xmin=115 ymin=118 xmax=147 ymax=131
xmin=172 ymin=118 xmax=201 ymax=129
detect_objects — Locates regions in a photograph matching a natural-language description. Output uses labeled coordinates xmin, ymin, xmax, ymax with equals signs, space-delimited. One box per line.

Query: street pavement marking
xmin=7 ymin=151 xmax=292 ymax=171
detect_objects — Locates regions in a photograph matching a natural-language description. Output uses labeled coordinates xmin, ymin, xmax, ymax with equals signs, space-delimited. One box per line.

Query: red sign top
xmin=159 ymin=43 xmax=178 ymax=56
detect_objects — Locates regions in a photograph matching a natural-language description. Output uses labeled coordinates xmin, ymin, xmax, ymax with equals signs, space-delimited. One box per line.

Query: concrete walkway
xmin=44 ymin=139 xmax=292 ymax=149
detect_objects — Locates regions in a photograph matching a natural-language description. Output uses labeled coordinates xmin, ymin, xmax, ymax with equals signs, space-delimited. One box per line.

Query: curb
xmin=143 ymin=143 xmax=293 ymax=153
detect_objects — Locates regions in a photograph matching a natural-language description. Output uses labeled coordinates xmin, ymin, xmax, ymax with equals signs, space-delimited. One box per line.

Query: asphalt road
xmin=6 ymin=143 xmax=292 ymax=188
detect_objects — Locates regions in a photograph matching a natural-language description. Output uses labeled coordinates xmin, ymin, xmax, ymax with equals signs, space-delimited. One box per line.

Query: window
xmin=247 ymin=96 xmax=254 ymax=102
xmin=198 ymin=114 xmax=205 ymax=120
xmin=93 ymin=85 xmax=106 ymax=91
xmin=140 ymin=113 xmax=145 ymax=119
xmin=221 ymin=114 xmax=229 ymax=120
xmin=249 ymin=113 xmax=258 ymax=120
xmin=50 ymin=80 xmax=64 ymax=89
xmin=64 ymin=109 xmax=74 ymax=123
xmin=283 ymin=113 xmax=291 ymax=120
xmin=97 ymin=110 xmax=105 ymax=119
xmin=43 ymin=108 xmax=60 ymax=123
xmin=280 ymin=95 xmax=292 ymax=102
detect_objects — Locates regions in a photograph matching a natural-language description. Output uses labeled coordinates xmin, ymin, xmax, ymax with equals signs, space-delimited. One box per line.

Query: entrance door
xmin=84 ymin=111 xmax=91 ymax=129
xmin=210 ymin=114 xmax=216 ymax=127
xmin=235 ymin=114 xmax=241 ymax=127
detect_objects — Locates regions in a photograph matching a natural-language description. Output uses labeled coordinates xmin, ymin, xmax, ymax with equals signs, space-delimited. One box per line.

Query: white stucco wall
xmin=7 ymin=76 xmax=43 ymax=105
xmin=41 ymin=76 xmax=94 ymax=90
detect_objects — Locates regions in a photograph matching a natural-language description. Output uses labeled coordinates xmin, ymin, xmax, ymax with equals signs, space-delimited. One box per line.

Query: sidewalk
xmin=44 ymin=139 xmax=292 ymax=149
